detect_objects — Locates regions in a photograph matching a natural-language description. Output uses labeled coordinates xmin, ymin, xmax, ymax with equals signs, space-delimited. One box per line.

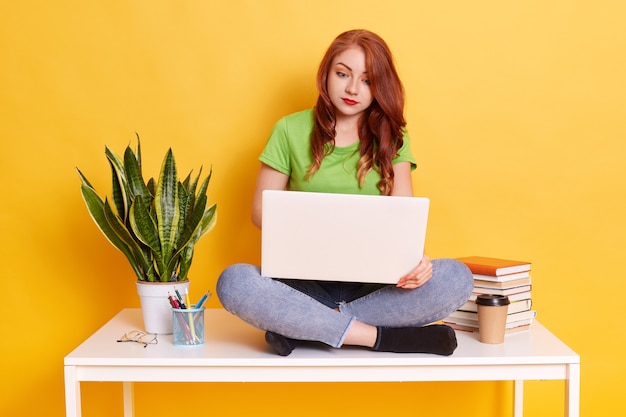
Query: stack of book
xmin=444 ymin=256 xmax=536 ymax=334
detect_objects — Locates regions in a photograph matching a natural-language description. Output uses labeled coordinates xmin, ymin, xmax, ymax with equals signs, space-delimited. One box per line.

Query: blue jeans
xmin=216 ymin=259 xmax=473 ymax=348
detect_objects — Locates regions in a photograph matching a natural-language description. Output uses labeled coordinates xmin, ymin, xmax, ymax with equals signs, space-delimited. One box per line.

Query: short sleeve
xmin=259 ymin=117 xmax=292 ymax=176
xmin=394 ymin=130 xmax=417 ymax=170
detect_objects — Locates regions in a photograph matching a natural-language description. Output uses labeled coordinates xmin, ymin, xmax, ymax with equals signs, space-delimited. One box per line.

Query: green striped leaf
xmin=124 ymin=146 xmax=151 ymax=203
xmin=105 ymin=147 xmax=128 ymax=221
xmin=79 ymin=183 xmax=144 ymax=280
xmin=155 ymin=149 xmax=180 ymax=275
xmin=129 ymin=196 xmax=164 ymax=277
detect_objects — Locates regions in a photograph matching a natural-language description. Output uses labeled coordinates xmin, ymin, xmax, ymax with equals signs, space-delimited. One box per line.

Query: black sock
xmin=265 ymin=331 xmax=298 ymax=356
xmin=373 ymin=324 xmax=458 ymax=356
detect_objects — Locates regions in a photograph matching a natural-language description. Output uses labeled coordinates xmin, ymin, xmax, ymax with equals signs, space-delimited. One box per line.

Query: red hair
xmin=308 ymin=29 xmax=406 ymax=195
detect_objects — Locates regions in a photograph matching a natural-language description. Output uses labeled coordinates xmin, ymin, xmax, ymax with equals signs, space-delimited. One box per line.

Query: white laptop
xmin=261 ymin=190 xmax=429 ymax=284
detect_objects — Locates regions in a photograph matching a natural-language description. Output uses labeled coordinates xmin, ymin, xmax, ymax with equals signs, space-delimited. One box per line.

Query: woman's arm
xmin=391 ymin=161 xmax=433 ymax=289
xmin=391 ymin=161 xmax=414 ymax=197
xmin=251 ymin=163 xmax=290 ymax=229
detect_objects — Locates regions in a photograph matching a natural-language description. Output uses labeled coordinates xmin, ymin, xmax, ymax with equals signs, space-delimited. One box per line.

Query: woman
xmin=217 ymin=29 xmax=473 ymax=356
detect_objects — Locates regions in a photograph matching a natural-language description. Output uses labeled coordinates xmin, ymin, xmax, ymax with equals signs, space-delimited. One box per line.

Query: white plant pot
xmin=136 ymin=280 xmax=190 ymax=334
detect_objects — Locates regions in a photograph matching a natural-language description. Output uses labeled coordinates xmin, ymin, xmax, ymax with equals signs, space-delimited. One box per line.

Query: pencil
xmin=185 ymin=291 xmax=198 ymax=343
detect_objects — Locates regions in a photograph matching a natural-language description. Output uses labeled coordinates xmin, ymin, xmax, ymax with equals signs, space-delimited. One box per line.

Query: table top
xmin=65 ymin=309 xmax=579 ymax=368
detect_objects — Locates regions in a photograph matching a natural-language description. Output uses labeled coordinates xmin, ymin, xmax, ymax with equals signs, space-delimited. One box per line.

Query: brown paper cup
xmin=476 ymin=294 xmax=510 ymax=344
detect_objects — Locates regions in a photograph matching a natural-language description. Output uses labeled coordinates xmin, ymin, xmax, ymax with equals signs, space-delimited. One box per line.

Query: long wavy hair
xmin=308 ymin=29 xmax=406 ymax=195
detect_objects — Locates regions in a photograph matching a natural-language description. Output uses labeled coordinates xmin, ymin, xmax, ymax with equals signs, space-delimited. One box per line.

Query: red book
xmin=457 ymin=256 xmax=531 ymax=276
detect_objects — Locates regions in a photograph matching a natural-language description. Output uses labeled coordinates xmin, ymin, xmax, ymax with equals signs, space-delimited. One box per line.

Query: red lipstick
xmin=342 ymin=98 xmax=358 ymax=105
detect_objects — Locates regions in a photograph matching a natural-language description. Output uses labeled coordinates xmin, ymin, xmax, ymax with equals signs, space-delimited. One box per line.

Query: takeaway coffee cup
xmin=476 ymin=294 xmax=510 ymax=344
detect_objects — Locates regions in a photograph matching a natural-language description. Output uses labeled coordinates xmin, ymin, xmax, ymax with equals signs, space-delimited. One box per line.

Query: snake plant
xmin=76 ymin=137 xmax=217 ymax=282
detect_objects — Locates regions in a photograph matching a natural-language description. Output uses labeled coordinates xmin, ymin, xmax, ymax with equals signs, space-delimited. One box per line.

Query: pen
xmin=168 ymin=293 xmax=180 ymax=309
xmin=174 ymin=287 xmax=186 ymax=309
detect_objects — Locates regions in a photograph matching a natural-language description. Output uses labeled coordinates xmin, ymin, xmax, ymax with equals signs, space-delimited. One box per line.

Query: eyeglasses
xmin=117 ymin=330 xmax=158 ymax=347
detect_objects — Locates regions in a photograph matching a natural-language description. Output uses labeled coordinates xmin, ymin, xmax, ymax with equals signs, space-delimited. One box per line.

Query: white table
xmin=64 ymin=309 xmax=580 ymax=417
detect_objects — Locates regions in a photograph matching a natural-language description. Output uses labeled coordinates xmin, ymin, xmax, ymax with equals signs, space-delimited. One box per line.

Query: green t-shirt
xmin=259 ymin=109 xmax=416 ymax=195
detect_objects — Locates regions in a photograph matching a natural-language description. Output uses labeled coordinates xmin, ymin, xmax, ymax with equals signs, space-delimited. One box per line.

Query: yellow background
xmin=1 ymin=1 xmax=624 ymax=416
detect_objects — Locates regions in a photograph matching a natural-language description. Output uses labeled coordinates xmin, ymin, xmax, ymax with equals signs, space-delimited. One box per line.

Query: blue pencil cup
xmin=172 ymin=306 xmax=205 ymax=346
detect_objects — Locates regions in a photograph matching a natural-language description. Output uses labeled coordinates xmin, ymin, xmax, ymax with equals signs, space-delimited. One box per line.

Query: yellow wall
xmin=1 ymin=1 xmax=624 ymax=415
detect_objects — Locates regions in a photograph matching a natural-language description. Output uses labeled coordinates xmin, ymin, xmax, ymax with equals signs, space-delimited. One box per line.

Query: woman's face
xmin=327 ymin=46 xmax=373 ymax=120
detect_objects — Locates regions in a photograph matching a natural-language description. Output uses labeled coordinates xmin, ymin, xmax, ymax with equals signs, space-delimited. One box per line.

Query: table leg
xmin=513 ymin=380 xmax=524 ymax=417
xmin=565 ymin=363 xmax=580 ymax=417
xmin=64 ymin=366 xmax=81 ymax=417
xmin=123 ymin=382 xmax=135 ymax=417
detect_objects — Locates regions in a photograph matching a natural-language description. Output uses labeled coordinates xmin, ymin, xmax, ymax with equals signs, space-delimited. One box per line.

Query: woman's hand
xmin=396 ymin=254 xmax=433 ymax=289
